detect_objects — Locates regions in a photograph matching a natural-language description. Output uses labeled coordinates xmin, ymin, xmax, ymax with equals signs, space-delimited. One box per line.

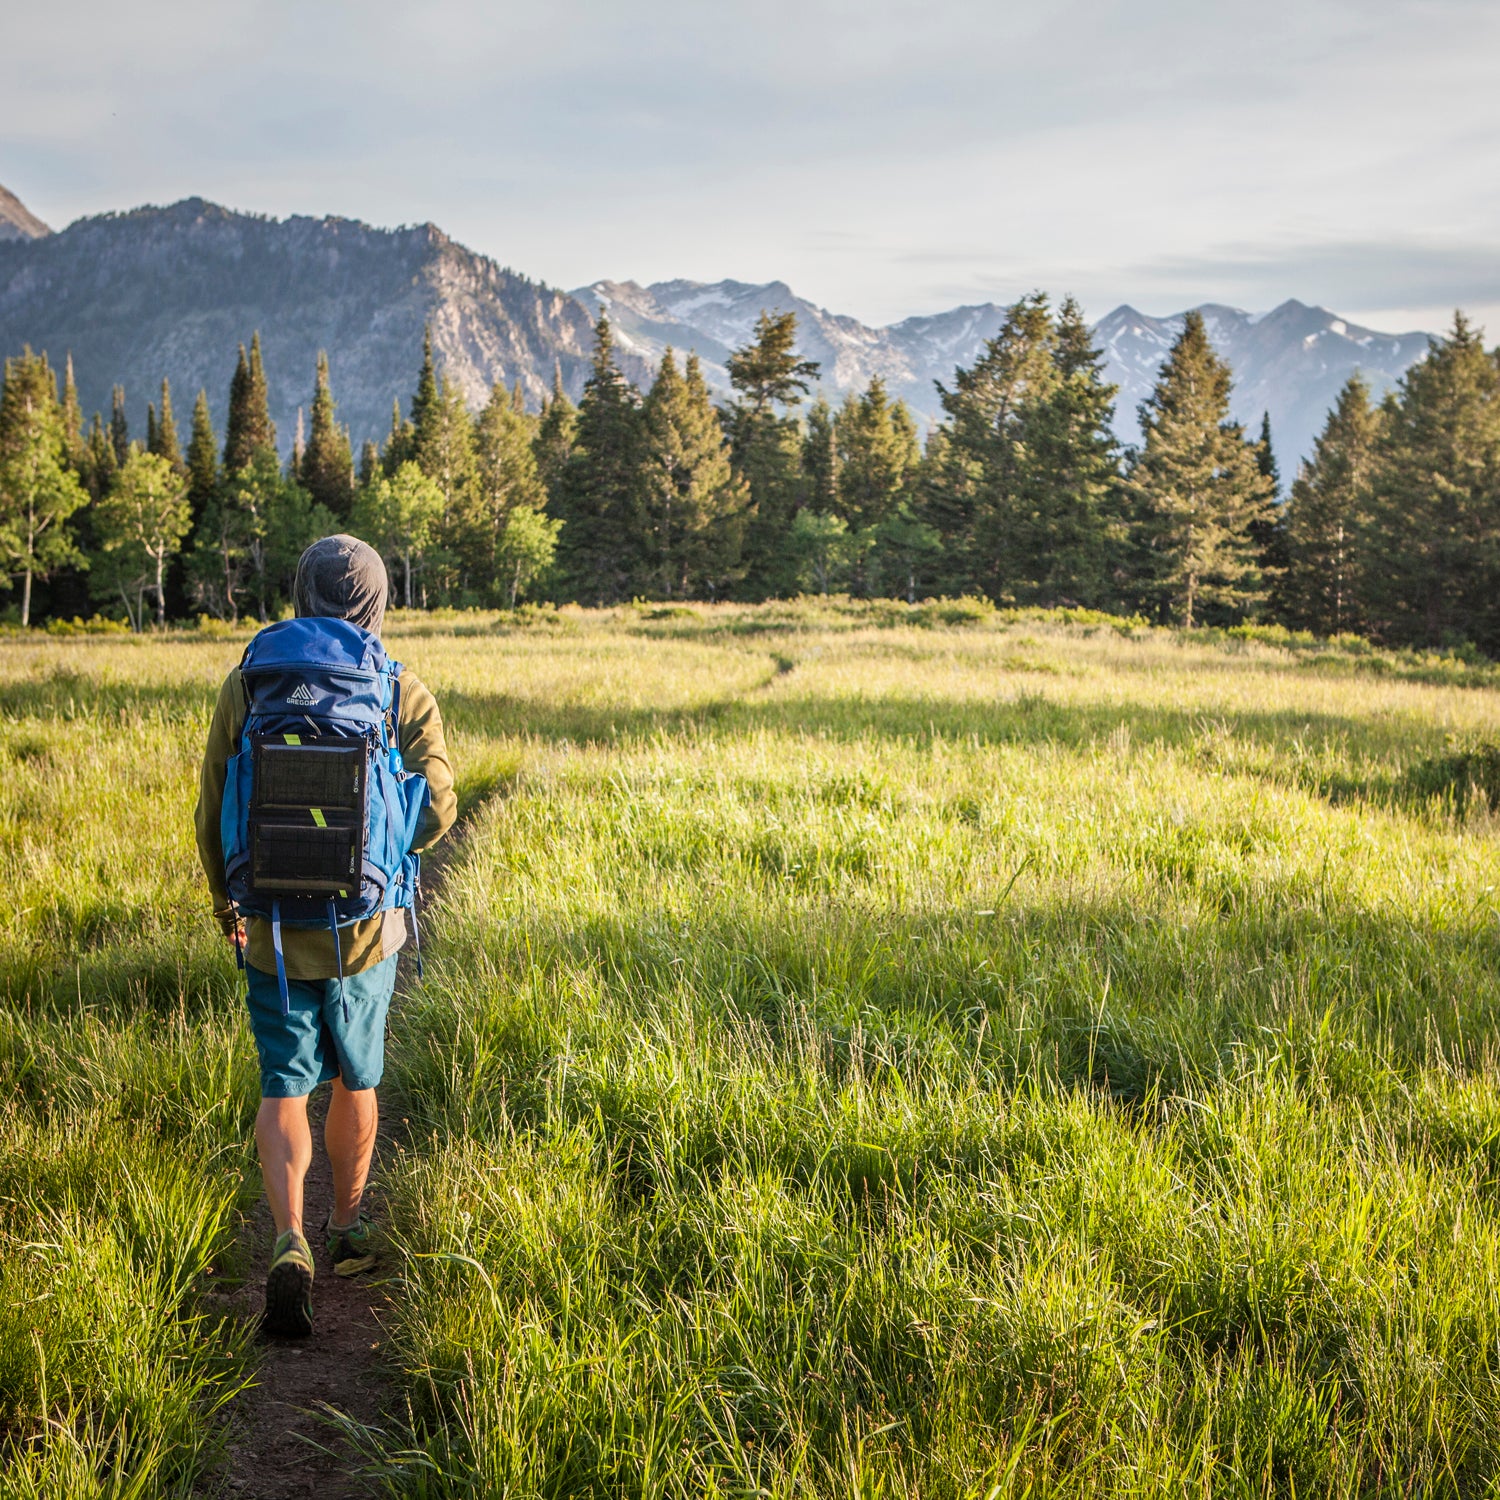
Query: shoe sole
xmin=262 ymin=1257 xmax=314 ymax=1337
xmin=332 ymin=1251 xmax=377 ymax=1278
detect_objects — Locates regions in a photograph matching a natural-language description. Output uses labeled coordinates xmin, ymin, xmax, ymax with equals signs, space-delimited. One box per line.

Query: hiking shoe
xmin=324 ymin=1213 xmax=378 ymax=1277
xmin=262 ymin=1229 xmax=314 ymax=1337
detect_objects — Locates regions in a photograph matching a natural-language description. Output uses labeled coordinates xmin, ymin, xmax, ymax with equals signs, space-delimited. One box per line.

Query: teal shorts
xmin=244 ymin=955 xmax=399 ymax=1098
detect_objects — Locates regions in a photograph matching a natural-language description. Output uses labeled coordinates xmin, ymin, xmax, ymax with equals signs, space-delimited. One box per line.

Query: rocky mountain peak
xmin=0 ymin=185 xmax=51 ymax=243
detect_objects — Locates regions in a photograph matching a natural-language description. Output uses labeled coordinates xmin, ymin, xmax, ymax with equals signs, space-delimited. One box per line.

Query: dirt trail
xmin=206 ymin=1094 xmax=401 ymax=1499
xmin=204 ymin=833 xmax=472 ymax=1498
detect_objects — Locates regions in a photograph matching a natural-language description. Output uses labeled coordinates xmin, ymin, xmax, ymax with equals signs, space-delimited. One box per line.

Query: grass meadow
xmin=5 ymin=599 xmax=1500 ymax=1495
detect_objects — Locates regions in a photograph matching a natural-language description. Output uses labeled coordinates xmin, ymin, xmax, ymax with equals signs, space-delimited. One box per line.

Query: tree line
xmin=1 ymin=297 xmax=1497 ymax=652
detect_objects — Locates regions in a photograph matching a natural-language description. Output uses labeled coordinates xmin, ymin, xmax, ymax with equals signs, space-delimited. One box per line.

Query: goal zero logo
xmin=288 ymin=683 xmax=317 ymax=706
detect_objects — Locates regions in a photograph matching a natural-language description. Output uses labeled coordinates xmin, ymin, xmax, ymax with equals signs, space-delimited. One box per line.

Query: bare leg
xmin=325 ymin=1078 xmax=378 ymax=1227
xmin=256 ymin=1096 xmax=313 ymax=1237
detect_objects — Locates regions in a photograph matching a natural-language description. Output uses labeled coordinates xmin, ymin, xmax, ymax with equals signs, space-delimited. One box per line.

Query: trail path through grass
xmin=208 ymin=796 xmax=488 ymax=1500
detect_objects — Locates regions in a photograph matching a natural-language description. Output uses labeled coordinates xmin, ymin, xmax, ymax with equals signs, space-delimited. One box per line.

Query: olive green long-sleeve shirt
xmin=194 ymin=665 xmax=457 ymax=980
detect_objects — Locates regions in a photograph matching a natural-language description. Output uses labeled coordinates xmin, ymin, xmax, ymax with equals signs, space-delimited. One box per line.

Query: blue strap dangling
xmin=271 ymin=900 xmax=290 ymax=1016
xmin=229 ymin=899 xmax=246 ymax=972
xmin=327 ymin=899 xmax=349 ymax=1023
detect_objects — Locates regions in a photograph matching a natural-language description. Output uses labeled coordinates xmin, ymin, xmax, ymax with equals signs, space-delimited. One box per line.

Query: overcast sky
xmin=4 ymin=0 xmax=1498 ymax=335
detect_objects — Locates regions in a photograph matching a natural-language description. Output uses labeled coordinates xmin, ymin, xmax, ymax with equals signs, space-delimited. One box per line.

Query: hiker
xmin=194 ymin=535 xmax=455 ymax=1337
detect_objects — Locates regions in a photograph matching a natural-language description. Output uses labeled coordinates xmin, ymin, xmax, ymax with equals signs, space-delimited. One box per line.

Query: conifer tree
xmin=382 ymin=398 xmax=414 ymax=474
xmin=146 ymin=404 xmax=158 ymax=457
xmin=1250 ymin=410 xmax=1289 ymax=601
xmin=802 ymin=395 xmax=839 ymax=513
xmin=639 ymin=350 xmax=749 ymax=598
xmin=926 ymin=293 xmax=1055 ymax=598
xmin=1277 ymin=375 xmax=1379 ymax=636
xmin=554 ymin=315 xmax=643 ymax=604
xmin=1359 ymin=313 xmax=1500 ymax=650
xmin=299 ymin=352 xmax=355 ymax=518
xmin=110 ymin=385 xmax=130 ymax=466
xmin=0 ymin=350 xmax=88 ymax=625
xmin=418 ymin=374 xmax=479 ymax=598
xmin=186 ymin=389 xmax=218 ymax=528
xmin=726 ymin=312 xmax=819 ymax=413
xmin=834 ymin=377 xmax=919 ymax=532
xmin=59 ymin=356 xmax=85 ymax=470
xmin=85 ymin=413 xmax=116 ymax=500
xmin=1128 ymin=311 xmax=1274 ymax=626
xmin=150 ymin=378 xmax=184 ymax=472
xmin=534 ymin=367 xmax=577 ymax=504
xmin=1022 ymin=296 xmax=1126 ymax=607
xmin=409 ymin=327 xmax=439 ymax=442
xmin=358 ymin=440 xmax=379 ymax=489
xmin=725 ymin=311 xmax=819 ymax=599
xmin=927 ymin=293 xmax=1124 ymax=605
xmin=223 ymin=335 xmax=277 ymax=472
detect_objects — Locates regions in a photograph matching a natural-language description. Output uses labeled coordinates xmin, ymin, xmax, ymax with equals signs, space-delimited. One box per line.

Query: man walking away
xmin=195 ymin=535 xmax=456 ymax=1337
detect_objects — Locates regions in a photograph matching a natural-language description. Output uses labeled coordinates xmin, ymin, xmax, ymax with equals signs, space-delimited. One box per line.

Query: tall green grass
xmin=5 ymin=607 xmax=1500 ymax=1494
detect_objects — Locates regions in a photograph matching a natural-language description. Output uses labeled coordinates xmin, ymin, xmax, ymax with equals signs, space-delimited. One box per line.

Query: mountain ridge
xmin=0 ymin=184 xmax=1433 ymax=468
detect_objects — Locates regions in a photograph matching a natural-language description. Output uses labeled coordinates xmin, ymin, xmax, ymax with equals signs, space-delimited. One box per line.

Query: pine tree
xmin=554 ymin=315 xmax=644 ymax=604
xmin=725 ymin=311 xmax=819 ymax=599
xmin=110 ymin=385 xmax=130 ymax=466
xmin=1022 ymin=296 xmax=1125 ymax=607
xmin=150 ymin=378 xmax=184 ymax=472
xmin=1277 ymin=375 xmax=1380 ymax=636
xmin=85 ymin=413 xmax=116 ymax=499
xmin=358 ymin=440 xmax=380 ymax=489
xmin=834 ymin=377 xmax=919 ymax=532
xmin=639 ymin=351 xmax=750 ymax=598
xmin=299 ymin=352 xmax=355 ymax=518
xmin=1359 ymin=313 xmax=1500 ymax=650
xmin=1128 ymin=311 xmax=1274 ymax=626
xmin=223 ymin=335 xmax=277 ymax=472
xmin=926 ymin=293 xmax=1056 ymax=599
xmin=409 ymin=327 xmax=439 ymax=442
xmin=0 ymin=350 xmax=89 ymax=625
xmin=146 ymin=403 xmax=158 ymax=456
xmin=1250 ymin=410 xmax=1289 ymax=603
xmin=725 ymin=311 xmax=819 ymax=413
xmin=802 ymin=395 xmax=839 ymax=513
xmin=382 ymin=398 xmax=414 ymax=475
xmin=534 ymin=367 xmax=577 ymax=504
xmin=419 ymin=374 xmax=479 ymax=599
xmin=186 ymin=389 xmax=219 ymax=528
xmin=59 ymin=356 xmax=85 ymax=470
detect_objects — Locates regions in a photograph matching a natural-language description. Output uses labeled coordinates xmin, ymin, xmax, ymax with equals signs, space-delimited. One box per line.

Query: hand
xmin=219 ymin=915 xmax=246 ymax=948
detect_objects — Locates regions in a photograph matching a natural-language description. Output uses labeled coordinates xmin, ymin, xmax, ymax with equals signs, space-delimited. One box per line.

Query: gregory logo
xmin=288 ymin=683 xmax=317 ymax=706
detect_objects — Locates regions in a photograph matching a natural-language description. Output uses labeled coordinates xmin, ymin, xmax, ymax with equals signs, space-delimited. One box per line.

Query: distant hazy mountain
xmin=574 ymin=277 xmax=1010 ymax=431
xmin=0 ymin=183 xmax=1433 ymax=470
xmin=1095 ymin=301 xmax=1431 ymax=468
xmin=0 ymin=194 xmax=639 ymax=450
xmin=578 ymin=279 xmax=1432 ymax=469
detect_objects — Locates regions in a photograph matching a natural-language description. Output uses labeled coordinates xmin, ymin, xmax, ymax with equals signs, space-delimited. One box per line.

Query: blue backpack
xmin=220 ymin=617 xmax=431 ymax=1011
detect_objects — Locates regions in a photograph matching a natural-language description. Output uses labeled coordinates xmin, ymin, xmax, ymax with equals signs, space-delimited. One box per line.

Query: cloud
xmin=3 ymin=0 xmax=1499 ymax=329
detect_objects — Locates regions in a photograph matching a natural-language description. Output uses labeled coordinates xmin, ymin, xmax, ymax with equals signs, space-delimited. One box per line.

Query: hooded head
xmin=292 ymin=535 xmax=389 ymax=635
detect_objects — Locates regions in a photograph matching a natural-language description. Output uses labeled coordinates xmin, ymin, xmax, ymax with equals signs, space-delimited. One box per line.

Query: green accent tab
xmin=284 ymin=733 xmax=301 ymax=745
xmin=310 ymin=808 xmax=327 ymax=828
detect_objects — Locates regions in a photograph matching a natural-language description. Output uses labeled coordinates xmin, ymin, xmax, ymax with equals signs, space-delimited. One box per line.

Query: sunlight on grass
xmin=3 ymin=604 xmax=1500 ymax=1494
